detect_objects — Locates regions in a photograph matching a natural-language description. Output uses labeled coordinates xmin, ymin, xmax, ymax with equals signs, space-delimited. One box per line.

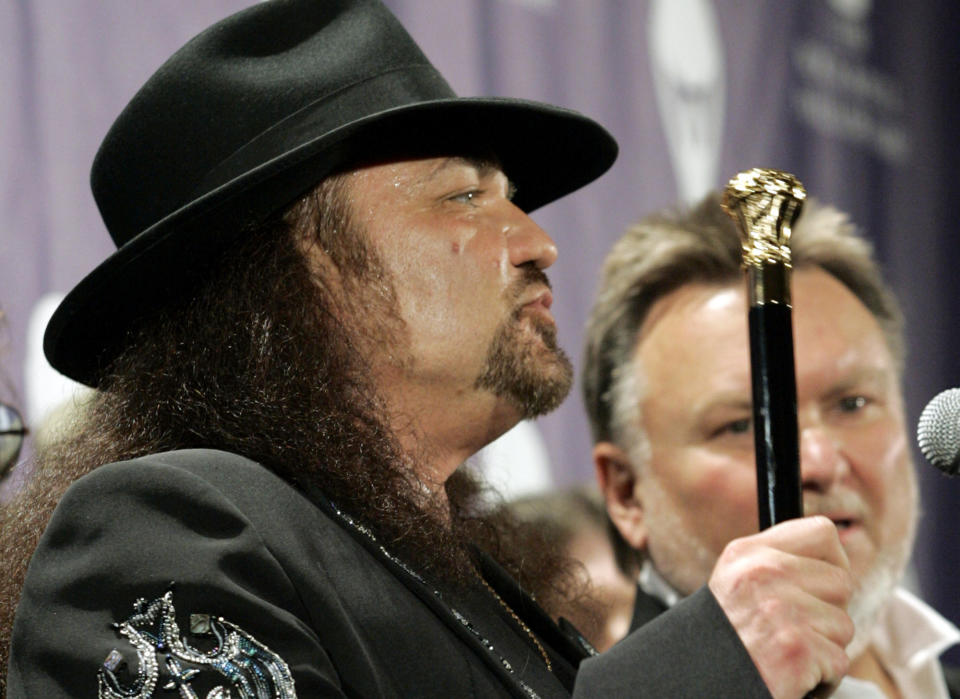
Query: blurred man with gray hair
xmin=584 ymin=192 xmax=960 ymax=698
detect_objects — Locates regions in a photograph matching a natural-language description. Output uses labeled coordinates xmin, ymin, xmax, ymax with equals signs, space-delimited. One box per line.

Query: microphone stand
xmin=721 ymin=168 xmax=805 ymax=529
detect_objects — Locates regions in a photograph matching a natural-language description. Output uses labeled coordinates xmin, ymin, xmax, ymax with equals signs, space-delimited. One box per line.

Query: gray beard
xmin=844 ymin=538 xmax=909 ymax=661
xmin=639 ymin=472 xmax=912 ymax=662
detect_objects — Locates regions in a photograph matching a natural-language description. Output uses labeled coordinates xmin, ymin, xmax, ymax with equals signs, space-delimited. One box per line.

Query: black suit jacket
xmin=8 ymin=450 xmax=767 ymax=697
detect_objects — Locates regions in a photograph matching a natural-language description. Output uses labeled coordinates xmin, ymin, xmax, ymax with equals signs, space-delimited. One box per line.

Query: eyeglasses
xmin=1 ymin=402 xmax=27 ymax=477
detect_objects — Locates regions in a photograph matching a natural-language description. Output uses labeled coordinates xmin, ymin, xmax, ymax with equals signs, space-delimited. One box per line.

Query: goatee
xmin=475 ymin=266 xmax=573 ymax=418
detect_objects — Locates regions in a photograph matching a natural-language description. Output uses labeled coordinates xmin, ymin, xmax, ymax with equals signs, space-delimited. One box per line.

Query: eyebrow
xmin=425 ymin=156 xmax=517 ymax=198
xmin=821 ymin=367 xmax=894 ymax=396
xmin=428 ymin=155 xmax=498 ymax=176
xmin=696 ymin=394 xmax=752 ymax=416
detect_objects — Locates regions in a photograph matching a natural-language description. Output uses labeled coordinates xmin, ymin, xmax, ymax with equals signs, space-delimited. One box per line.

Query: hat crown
xmin=92 ymin=0 xmax=452 ymax=248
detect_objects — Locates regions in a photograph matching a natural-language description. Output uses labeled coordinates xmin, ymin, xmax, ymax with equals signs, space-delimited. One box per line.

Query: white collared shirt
xmin=833 ymin=587 xmax=960 ymax=699
xmin=639 ymin=562 xmax=960 ymax=698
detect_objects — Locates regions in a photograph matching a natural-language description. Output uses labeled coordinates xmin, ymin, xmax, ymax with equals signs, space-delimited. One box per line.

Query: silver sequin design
xmin=98 ymin=588 xmax=296 ymax=698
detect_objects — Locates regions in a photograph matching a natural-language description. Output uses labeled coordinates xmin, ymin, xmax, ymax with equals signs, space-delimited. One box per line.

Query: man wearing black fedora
xmin=3 ymin=1 xmax=854 ymax=697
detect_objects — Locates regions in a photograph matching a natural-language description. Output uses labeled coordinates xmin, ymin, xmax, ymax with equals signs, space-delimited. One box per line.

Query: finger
xmin=722 ymin=568 xmax=854 ymax=649
xmin=811 ymin=632 xmax=851 ymax=691
xmin=790 ymin=589 xmax=857 ymax=648
xmin=756 ymin=609 xmax=851 ymax=698
xmin=744 ymin=605 xmax=851 ymax=698
xmin=755 ymin=515 xmax=851 ymax=569
xmin=776 ymin=553 xmax=854 ymax=607
xmin=712 ymin=539 xmax=853 ymax=608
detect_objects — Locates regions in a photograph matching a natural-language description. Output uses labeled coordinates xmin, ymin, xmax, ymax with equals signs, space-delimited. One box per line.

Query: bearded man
xmin=3 ymin=2 xmax=855 ymax=697
xmin=584 ymin=192 xmax=960 ymax=698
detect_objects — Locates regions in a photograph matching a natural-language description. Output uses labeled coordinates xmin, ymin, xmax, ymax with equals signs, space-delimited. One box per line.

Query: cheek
xmin=846 ymin=421 xmax=915 ymax=528
xmin=650 ymin=449 xmax=760 ymax=547
xmin=695 ymin=463 xmax=760 ymax=545
xmin=395 ymin=249 xmax=504 ymax=346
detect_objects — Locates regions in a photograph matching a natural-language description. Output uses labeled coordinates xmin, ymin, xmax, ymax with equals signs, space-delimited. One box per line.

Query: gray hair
xmin=582 ymin=191 xmax=905 ymax=454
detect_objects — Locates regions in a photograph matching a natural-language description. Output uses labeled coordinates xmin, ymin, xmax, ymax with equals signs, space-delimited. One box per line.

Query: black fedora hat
xmin=45 ymin=0 xmax=618 ymax=387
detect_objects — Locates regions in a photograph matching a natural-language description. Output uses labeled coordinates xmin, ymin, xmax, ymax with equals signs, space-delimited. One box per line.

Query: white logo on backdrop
xmin=826 ymin=0 xmax=872 ymax=23
xmin=791 ymin=0 xmax=907 ymax=162
xmin=648 ymin=0 xmax=725 ymax=206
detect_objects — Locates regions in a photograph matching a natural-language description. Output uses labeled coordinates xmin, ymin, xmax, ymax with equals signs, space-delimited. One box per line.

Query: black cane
xmin=721 ymin=169 xmax=805 ymax=529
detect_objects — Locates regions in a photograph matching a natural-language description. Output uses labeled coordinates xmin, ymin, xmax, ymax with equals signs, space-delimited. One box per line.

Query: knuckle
xmin=758 ymin=595 xmax=787 ymax=621
xmin=773 ymin=626 xmax=808 ymax=662
xmin=839 ymin=570 xmax=855 ymax=599
xmin=830 ymin=646 xmax=851 ymax=680
xmin=747 ymin=557 xmax=785 ymax=588
xmin=721 ymin=536 xmax=752 ymax=561
xmin=829 ymin=568 xmax=855 ymax=607
xmin=838 ymin=611 xmax=856 ymax=645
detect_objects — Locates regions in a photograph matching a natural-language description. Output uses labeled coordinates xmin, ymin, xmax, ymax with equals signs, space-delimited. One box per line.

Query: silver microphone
xmin=917 ymin=387 xmax=960 ymax=476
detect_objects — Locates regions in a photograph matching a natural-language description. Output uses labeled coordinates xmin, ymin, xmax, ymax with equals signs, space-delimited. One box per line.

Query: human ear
xmin=593 ymin=442 xmax=648 ymax=551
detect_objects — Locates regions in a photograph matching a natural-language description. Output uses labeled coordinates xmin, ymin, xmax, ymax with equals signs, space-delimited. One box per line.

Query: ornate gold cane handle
xmin=721 ymin=168 xmax=806 ymax=306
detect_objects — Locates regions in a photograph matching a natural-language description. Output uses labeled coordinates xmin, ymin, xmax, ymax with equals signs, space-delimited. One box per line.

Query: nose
xmin=799 ymin=424 xmax=847 ymax=493
xmin=504 ymin=204 xmax=559 ymax=270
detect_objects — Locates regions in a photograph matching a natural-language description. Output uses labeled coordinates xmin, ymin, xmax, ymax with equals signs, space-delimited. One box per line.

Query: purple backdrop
xmin=2 ymin=0 xmax=959 ymax=663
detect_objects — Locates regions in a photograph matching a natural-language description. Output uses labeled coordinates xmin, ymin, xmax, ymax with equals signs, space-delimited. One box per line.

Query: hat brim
xmin=45 ymin=97 xmax=617 ymax=386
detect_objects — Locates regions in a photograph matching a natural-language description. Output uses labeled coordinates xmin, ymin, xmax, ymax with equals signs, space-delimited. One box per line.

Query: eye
xmin=711 ymin=417 xmax=752 ymax=438
xmin=448 ymin=189 xmax=481 ymax=205
xmin=724 ymin=418 xmax=751 ymax=434
xmin=838 ymin=395 xmax=869 ymax=412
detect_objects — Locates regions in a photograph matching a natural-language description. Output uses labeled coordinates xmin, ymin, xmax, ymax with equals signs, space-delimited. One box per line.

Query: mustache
xmin=803 ymin=490 xmax=869 ymax=521
xmin=508 ymin=263 xmax=552 ymax=303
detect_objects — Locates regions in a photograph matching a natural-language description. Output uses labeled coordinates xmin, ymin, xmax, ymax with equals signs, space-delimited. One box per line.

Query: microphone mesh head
xmin=917 ymin=387 xmax=960 ymax=476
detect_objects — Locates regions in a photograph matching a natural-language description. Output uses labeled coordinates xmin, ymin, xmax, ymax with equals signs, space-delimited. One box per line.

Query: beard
xmin=639 ymin=468 xmax=917 ymax=662
xmin=841 ymin=504 xmax=916 ymax=660
xmin=474 ymin=265 xmax=573 ymax=418
xmin=843 ymin=546 xmax=905 ymax=660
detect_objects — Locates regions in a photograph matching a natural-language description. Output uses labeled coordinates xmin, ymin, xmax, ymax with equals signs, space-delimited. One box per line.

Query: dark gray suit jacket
xmin=578 ymin=582 xmax=770 ymax=697
xmin=630 ymin=582 xmax=960 ymax=699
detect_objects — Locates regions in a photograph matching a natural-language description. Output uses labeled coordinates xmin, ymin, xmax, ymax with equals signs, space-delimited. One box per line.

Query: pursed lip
xmin=520 ymin=288 xmax=553 ymax=311
xmin=517 ymin=288 xmax=557 ymax=327
xmin=518 ymin=289 xmax=555 ymax=327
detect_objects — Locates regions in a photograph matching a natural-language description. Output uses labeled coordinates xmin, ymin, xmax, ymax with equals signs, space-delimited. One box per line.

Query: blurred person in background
xmin=583 ymin=192 xmax=960 ymax=698
xmin=1 ymin=312 xmax=28 ymax=489
xmin=0 ymin=402 xmax=27 ymax=485
xmin=504 ymin=485 xmax=636 ymax=652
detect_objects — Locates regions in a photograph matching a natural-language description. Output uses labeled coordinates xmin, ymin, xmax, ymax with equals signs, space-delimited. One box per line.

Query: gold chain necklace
xmin=479 ymin=577 xmax=552 ymax=673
